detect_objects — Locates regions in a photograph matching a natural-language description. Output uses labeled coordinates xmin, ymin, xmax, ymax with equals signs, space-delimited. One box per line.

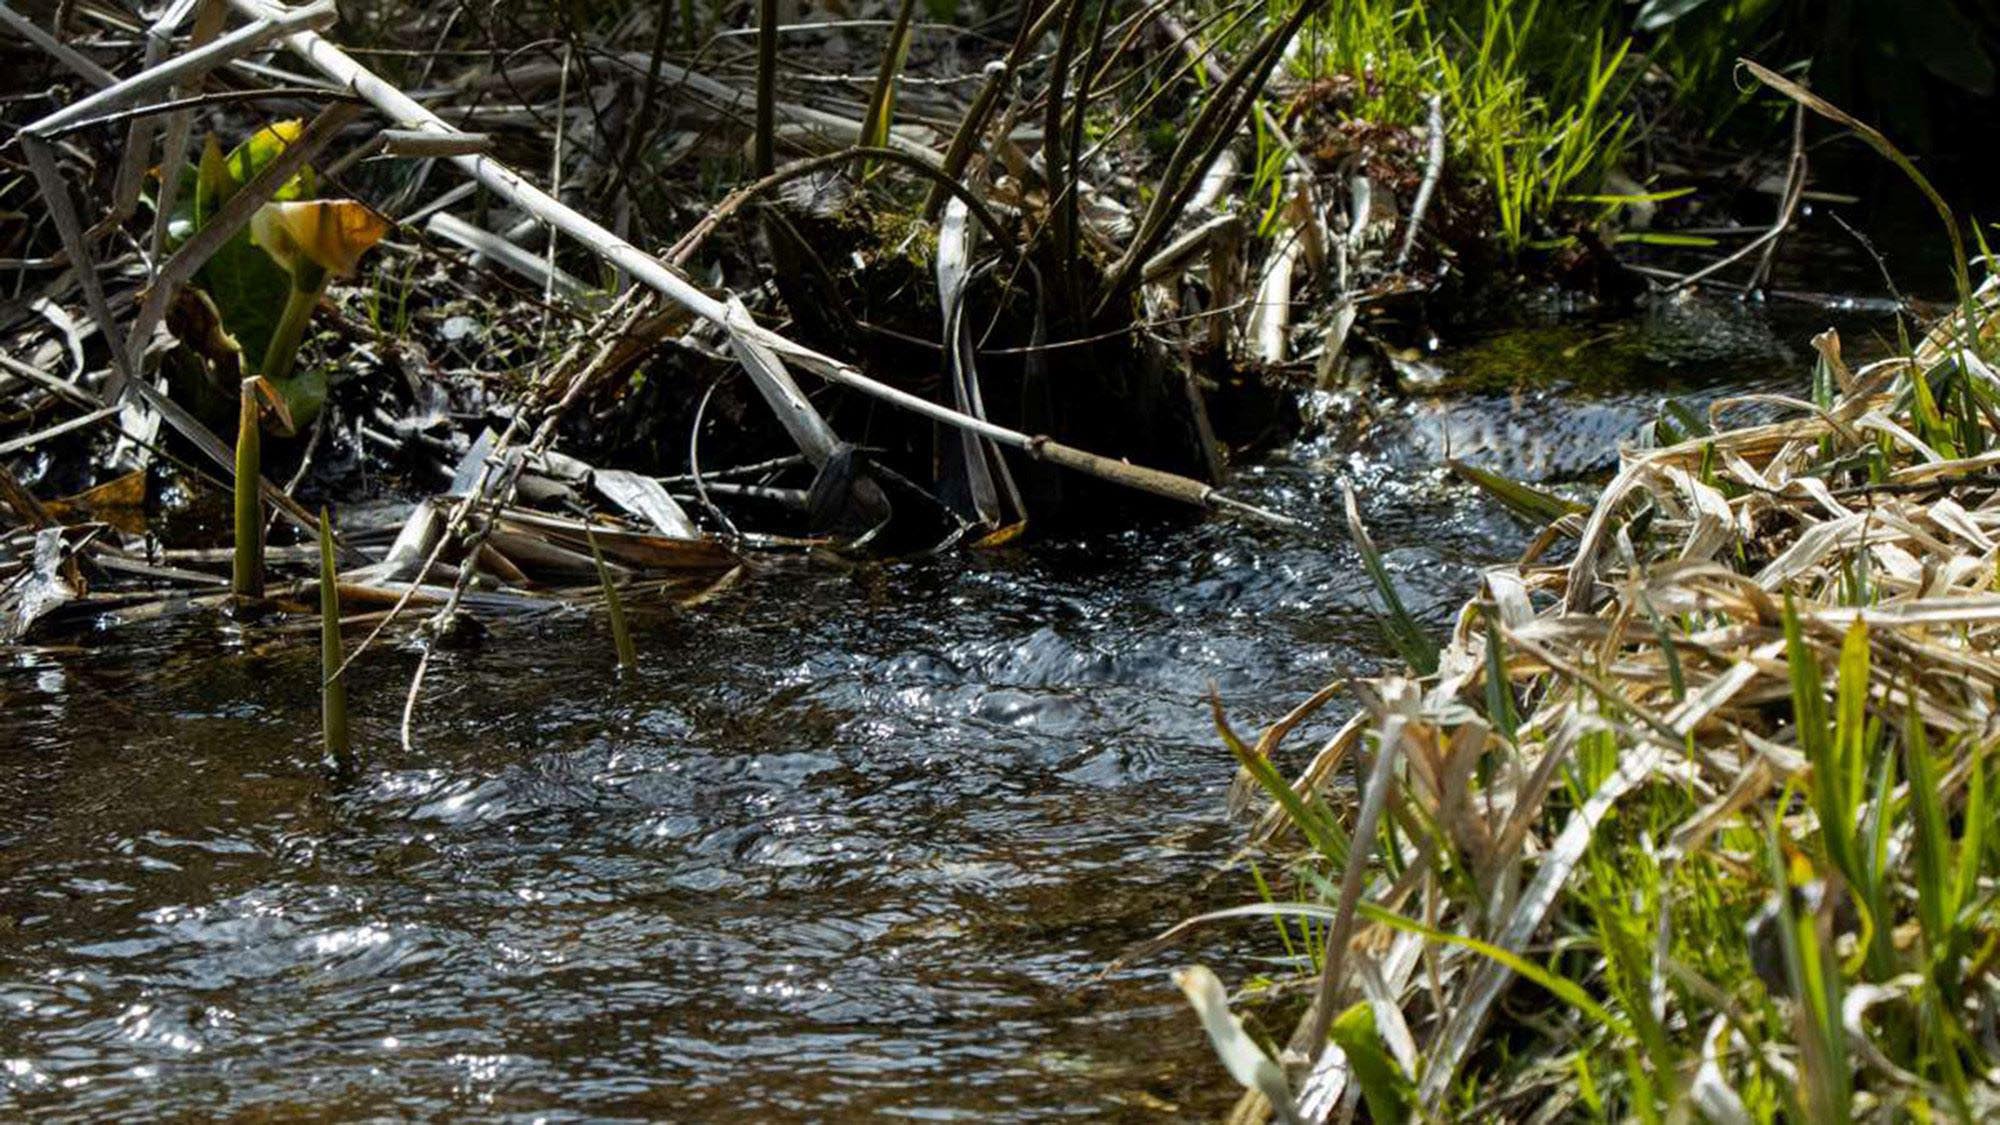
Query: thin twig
xmin=1395 ymin=94 xmax=1446 ymax=270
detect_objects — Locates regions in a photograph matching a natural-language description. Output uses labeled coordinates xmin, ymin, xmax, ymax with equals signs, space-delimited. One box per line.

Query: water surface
xmin=0 ymin=293 xmax=1876 ymax=1120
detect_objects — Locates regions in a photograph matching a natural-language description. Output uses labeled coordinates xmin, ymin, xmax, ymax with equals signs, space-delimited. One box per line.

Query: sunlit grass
xmin=1186 ymin=269 xmax=2000 ymax=1118
xmin=1271 ymin=0 xmax=1638 ymax=253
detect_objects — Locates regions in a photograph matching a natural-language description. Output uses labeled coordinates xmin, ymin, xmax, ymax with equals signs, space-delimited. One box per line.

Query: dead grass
xmin=1169 ymin=280 xmax=2000 ymax=1121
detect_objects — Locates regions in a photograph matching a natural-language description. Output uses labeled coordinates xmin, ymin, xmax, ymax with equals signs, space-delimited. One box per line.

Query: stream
xmin=0 ymin=294 xmax=1889 ymax=1120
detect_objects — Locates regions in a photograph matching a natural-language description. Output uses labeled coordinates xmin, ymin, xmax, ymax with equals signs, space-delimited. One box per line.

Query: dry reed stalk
xmin=218 ymin=0 xmax=1273 ymax=520
xmin=1196 ymin=281 xmax=2000 ymax=1121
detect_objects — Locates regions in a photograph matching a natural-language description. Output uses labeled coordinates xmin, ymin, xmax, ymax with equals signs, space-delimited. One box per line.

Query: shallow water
xmin=0 ymin=295 xmax=1883 ymax=1120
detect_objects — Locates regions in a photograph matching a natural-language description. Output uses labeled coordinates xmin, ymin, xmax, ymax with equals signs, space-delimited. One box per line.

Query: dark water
xmin=0 ymin=295 xmax=1879 ymax=1121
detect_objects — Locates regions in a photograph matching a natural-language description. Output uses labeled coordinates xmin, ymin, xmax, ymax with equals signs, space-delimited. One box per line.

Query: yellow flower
xmin=251 ymin=200 xmax=390 ymax=278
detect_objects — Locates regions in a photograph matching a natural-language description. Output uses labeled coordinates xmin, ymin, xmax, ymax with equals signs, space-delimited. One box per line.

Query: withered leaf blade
xmin=46 ymin=470 xmax=149 ymax=535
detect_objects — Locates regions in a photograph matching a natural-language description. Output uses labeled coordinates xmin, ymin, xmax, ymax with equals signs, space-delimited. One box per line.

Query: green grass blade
xmin=1448 ymin=459 xmax=1589 ymax=524
xmin=1835 ymin=620 xmax=1870 ymax=824
xmin=1329 ymin=1002 xmax=1414 ymax=1125
xmin=1212 ymin=694 xmax=1348 ymax=863
xmin=1355 ymin=900 xmax=1625 ymax=1033
xmin=1345 ymin=486 xmax=1438 ymax=676
xmin=1482 ymin=613 xmax=1520 ymax=743
xmin=1905 ymin=704 xmax=1951 ymax=950
xmin=1954 ymin=739 xmax=1988 ymax=923
xmin=587 ymin=527 xmax=638 ymax=673
xmin=1766 ymin=826 xmax=1852 ymax=1125
xmin=860 ymin=0 xmax=919 ymax=156
xmin=1782 ymin=594 xmax=1842 ymax=872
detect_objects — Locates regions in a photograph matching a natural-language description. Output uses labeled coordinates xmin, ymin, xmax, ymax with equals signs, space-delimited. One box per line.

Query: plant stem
xmin=319 ymin=506 xmax=351 ymax=764
xmin=606 ymin=0 xmax=675 ymax=205
xmin=232 ymin=377 xmax=264 ymax=598
xmin=1042 ymin=0 xmax=1086 ymax=303
xmin=925 ymin=0 xmax=1070 ymax=220
xmin=859 ymin=0 xmax=918 ymax=176
xmin=260 ymin=261 xmax=326 ymax=382
xmin=588 ymin=527 xmax=638 ymax=672
xmin=753 ymin=0 xmax=777 ymax=175
xmin=1096 ymin=0 xmax=1332 ymax=318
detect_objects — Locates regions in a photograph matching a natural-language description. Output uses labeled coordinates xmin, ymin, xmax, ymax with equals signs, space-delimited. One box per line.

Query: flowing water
xmin=0 ymin=295 xmax=1890 ymax=1120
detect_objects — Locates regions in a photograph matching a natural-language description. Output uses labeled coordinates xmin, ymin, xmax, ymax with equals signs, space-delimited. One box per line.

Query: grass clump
xmin=1179 ymin=280 xmax=2000 ymax=1120
xmin=1268 ymin=0 xmax=1638 ymax=254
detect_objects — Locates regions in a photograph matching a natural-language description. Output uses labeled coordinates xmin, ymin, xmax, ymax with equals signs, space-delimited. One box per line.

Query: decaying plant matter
xmin=7 ymin=0 xmax=1405 ymax=744
xmin=6 ymin=0 xmax=1778 ymax=672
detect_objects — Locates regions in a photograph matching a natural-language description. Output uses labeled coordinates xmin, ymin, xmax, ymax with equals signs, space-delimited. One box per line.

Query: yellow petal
xmin=251 ymin=200 xmax=390 ymax=277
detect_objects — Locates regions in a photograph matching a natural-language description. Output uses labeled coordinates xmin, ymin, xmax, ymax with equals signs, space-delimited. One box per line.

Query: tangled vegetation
xmin=7 ymin=0 xmax=1732 ymax=660
xmin=6 ymin=0 xmax=2000 ymax=1120
xmin=1179 ymin=162 xmax=2000 ymax=1125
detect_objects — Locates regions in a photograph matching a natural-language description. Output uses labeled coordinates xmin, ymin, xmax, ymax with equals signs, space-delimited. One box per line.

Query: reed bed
xmin=1169 ymin=282 xmax=2000 ymax=1121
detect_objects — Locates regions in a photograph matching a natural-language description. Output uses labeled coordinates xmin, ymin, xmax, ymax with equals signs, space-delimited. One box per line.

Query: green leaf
xmin=860 ymin=0 xmax=918 ymax=152
xmin=1329 ymin=1003 xmax=1413 ymax=1125
xmin=185 ymin=123 xmax=313 ymax=234
xmin=194 ymin=235 xmax=296 ymax=379
xmin=1212 ymin=694 xmax=1349 ymax=864
xmin=1782 ymin=594 xmax=1844 ymax=875
xmin=180 ymin=122 xmax=322 ymax=392
xmin=1653 ymin=398 xmax=1710 ymax=445
xmin=1955 ymin=739 xmax=1988 ymax=924
xmin=588 ymin=526 xmax=638 ymax=672
xmin=1904 ymin=707 xmax=1951 ymax=949
xmin=1834 ymin=620 xmax=1869 ymax=815
xmin=1561 ymin=186 xmax=1698 ymax=205
xmin=1356 ymin=900 xmax=1625 ymax=1032
xmin=1449 ymin=459 xmax=1589 ymax=523
xmin=262 ymin=368 xmax=327 ymax=438
xmin=1910 ymin=367 xmax=1961 ymax=459
xmin=224 ymin=120 xmax=315 ymax=203
xmin=1610 ymin=231 xmax=1720 ymax=248
xmin=1483 ymin=613 xmax=1520 ymax=743
xmin=191 ymin=133 xmax=231 ymax=229
xmin=1346 ymin=487 xmax=1439 ymax=676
